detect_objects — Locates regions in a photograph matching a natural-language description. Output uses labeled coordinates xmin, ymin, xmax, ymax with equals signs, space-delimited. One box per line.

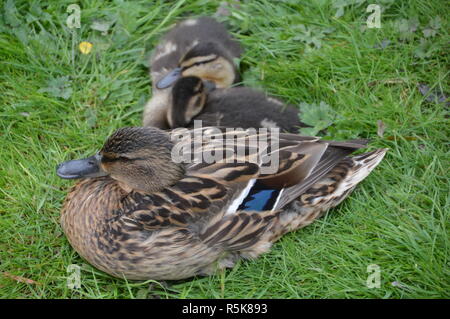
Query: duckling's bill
xmin=56 ymin=154 xmax=107 ymax=179
xmin=156 ymin=67 xmax=183 ymax=89
xmin=203 ymin=80 xmax=216 ymax=92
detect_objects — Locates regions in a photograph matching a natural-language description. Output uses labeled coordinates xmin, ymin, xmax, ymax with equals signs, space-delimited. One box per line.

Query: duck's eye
xmin=101 ymin=156 xmax=119 ymax=163
xmin=102 ymin=156 xmax=132 ymax=163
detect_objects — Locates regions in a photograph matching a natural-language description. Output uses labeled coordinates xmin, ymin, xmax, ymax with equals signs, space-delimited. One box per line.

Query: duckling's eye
xmin=184 ymin=57 xmax=218 ymax=69
xmin=193 ymin=84 xmax=203 ymax=94
xmin=192 ymin=61 xmax=205 ymax=67
xmin=192 ymin=96 xmax=201 ymax=106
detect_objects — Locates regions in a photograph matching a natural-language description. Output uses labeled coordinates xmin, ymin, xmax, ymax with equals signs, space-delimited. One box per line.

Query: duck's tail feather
xmin=272 ymin=144 xmax=362 ymax=210
xmin=310 ymin=148 xmax=387 ymax=207
xmin=272 ymin=148 xmax=387 ymax=236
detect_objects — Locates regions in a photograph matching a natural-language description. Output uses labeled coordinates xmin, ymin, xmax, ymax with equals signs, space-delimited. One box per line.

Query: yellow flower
xmin=79 ymin=41 xmax=93 ymax=54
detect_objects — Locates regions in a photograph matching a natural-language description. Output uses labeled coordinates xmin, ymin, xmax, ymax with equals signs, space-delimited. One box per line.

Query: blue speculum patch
xmin=238 ymin=180 xmax=281 ymax=211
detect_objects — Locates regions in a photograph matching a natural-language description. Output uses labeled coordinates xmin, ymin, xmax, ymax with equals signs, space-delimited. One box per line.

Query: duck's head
xmin=56 ymin=127 xmax=185 ymax=193
xmin=156 ymin=42 xmax=238 ymax=90
xmin=166 ymin=76 xmax=216 ymax=128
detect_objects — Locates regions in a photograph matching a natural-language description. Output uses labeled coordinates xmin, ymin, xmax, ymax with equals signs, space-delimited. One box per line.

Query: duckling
xmin=57 ymin=126 xmax=387 ymax=280
xmin=143 ymin=17 xmax=243 ymax=128
xmin=166 ymin=76 xmax=308 ymax=132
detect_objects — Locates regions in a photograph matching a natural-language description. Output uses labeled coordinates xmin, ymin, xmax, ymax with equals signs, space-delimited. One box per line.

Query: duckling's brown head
xmin=57 ymin=127 xmax=185 ymax=194
xmin=167 ymin=76 xmax=214 ymax=128
xmin=156 ymin=42 xmax=238 ymax=90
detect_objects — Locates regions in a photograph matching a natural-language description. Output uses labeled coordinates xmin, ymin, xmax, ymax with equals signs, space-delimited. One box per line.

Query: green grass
xmin=0 ymin=0 xmax=448 ymax=298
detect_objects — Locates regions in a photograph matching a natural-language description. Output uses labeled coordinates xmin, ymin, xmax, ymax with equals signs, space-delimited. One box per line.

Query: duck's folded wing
xmin=124 ymin=129 xmax=370 ymax=230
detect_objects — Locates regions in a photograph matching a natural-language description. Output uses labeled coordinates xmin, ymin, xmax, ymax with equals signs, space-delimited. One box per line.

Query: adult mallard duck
xmin=166 ymin=76 xmax=308 ymax=133
xmin=143 ymin=17 xmax=242 ymax=128
xmin=56 ymin=126 xmax=386 ymax=280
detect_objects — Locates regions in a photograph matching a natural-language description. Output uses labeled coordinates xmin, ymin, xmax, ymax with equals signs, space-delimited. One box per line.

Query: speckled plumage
xmin=59 ymin=127 xmax=387 ymax=280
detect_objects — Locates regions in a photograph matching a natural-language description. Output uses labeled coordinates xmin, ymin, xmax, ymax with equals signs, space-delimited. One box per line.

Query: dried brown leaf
xmin=386 ymin=136 xmax=417 ymax=141
xmin=3 ymin=272 xmax=41 ymax=285
xmin=377 ymin=120 xmax=386 ymax=137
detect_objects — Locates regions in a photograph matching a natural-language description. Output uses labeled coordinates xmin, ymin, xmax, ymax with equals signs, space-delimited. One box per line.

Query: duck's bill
xmin=156 ymin=67 xmax=183 ymax=89
xmin=56 ymin=154 xmax=108 ymax=179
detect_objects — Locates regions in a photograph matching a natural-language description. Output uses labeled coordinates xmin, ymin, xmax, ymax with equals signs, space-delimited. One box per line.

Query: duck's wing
xmin=123 ymin=129 xmax=382 ymax=237
xmin=197 ymin=148 xmax=387 ymax=256
xmin=123 ymin=129 xmax=328 ymax=230
xmin=172 ymin=128 xmax=373 ymax=210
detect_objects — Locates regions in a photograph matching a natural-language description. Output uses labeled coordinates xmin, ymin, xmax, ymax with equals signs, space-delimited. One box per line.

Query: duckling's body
xmin=58 ymin=127 xmax=387 ymax=280
xmin=144 ymin=17 xmax=242 ymax=128
xmin=194 ymin=87 xmax=306 ymax=132
xmin=167 ymin=76 xmax=307 ymax=133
